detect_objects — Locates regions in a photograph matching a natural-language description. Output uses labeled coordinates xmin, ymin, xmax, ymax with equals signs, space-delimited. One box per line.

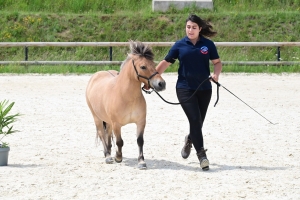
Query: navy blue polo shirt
xmin=164 ymin=36 xmax=219 ymax=90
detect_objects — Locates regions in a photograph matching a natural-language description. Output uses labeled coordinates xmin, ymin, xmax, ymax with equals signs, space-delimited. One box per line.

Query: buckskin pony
xmin=86 ymin=40 xmax=166 ymax=169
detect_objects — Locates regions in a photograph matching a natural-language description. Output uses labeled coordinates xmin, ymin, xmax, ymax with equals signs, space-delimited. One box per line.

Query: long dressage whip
xmin=146 ymin=76 xmax=276 ymax=125
xmin=209 ymin=78 xmax=277 ymax=125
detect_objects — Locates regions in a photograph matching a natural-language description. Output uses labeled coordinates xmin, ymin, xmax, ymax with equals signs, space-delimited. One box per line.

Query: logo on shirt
xmin=200 ymin=46 xmax=208 ymax=54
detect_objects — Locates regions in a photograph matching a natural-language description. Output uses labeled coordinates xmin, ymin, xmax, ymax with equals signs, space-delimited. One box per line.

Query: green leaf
xmin=0 ymin=99 xmax=21 ymax=144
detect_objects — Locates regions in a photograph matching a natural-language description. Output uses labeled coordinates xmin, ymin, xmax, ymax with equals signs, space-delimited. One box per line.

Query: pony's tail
xmin=94 ymin=121 xmax=107 ymax=147
xmin=95 ymin=128 xmax=101 ymax=147
xmin=94 ymin=121 xmax=114 ymax=147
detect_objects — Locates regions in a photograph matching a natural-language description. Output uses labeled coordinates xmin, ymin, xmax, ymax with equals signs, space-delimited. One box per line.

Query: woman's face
xmin=186 ymin=20 xmax=202 ymax=41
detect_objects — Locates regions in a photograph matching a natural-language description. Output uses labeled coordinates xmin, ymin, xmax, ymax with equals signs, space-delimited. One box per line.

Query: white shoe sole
xmin=200 ymin=158 xmax=209 ymax=170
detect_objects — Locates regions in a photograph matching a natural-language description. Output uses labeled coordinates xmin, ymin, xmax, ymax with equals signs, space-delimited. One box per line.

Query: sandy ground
xmin=0 ymin=73 xmax=299 ymax=200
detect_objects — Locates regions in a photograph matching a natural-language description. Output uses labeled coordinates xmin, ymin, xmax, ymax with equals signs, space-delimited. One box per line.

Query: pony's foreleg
xmin=95 ymin=120 xmax=113 ymax=164
xmin=136 ymin=124 xmax=147 ymax=169
xmin=113 ymin=125 xmax=123 ymax=163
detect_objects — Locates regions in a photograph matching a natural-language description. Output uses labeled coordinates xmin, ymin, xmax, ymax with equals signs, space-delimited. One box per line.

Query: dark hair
xmin=186 ymin=14 xmax=217 ymax=37
xmin=129 ymin=40 xmax=154 ymax=61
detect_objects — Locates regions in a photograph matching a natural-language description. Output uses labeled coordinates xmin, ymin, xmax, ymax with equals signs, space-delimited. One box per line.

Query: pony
xmin=86 ymin=40 xmax=166 ymax=169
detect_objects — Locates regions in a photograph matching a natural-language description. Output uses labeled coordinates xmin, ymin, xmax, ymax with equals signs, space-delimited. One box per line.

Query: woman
xmin=155 ymin=14 xmax=222 ymax=171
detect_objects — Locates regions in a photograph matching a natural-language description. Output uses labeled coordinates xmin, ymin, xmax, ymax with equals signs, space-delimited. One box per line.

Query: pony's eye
xmin=140 ymin=66 xmax=147 ymax=70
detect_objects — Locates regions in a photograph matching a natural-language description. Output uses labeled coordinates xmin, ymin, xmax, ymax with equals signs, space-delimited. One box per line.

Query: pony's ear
xmin=128 ymin=39 xmax=135 ymax=48
xmin=129 ymin=39 xmax=142 ymax=49
xmin=129 ymin=41 xmax=139 ymax=55
xmin=129 ymin=40 xmax=134 ymax=52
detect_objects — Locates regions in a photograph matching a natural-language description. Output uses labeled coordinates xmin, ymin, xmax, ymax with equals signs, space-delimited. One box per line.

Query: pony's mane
xmin=120 ymin=40 xmax=154 ymax=70
xmin=129 ymin=40 xmax=154 ymax=60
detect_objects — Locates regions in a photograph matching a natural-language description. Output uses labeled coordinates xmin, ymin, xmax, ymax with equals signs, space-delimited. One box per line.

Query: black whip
xmin=145 ymin=76 xmax=276 ymax=125
xmin=210 ymin=78 xmax=277 ymax=125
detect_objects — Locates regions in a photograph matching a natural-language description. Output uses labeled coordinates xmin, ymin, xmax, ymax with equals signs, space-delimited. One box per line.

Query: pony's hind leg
xmin=95 ymin=119 xmax=113 ymax=164
xmin=103 ymin=122 xmax=113 ymax=163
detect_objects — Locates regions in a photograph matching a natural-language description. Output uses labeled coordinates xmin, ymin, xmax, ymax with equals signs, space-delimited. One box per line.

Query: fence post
xmin=25 ymin=46 xmax=28 ymax=61
xmin=109 ymin=46 xmax=112 ymax=61
xmin=277 ymin=47 xmax=281 ymax=61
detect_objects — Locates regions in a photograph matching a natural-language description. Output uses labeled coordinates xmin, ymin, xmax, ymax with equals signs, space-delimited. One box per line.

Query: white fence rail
xmin=1 ymin=42 xmax=300 ymax=47
xmin=1 ymin=42 xmax=300 ymax=66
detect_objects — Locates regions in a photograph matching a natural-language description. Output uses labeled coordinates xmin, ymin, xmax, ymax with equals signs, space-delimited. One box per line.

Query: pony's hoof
xmin=115 ymin=157 xmax=123 ymax=163
xmin=105 ymin=157 xmax=114 ymax=164
xmin=138 ymin=162 xmax=147 ymax=170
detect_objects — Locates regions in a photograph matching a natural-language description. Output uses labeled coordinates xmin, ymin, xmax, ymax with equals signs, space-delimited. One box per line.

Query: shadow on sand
xmin=122 ymin=157 xmax=287 ymax=172
xmin=3 ymin=164 xmax=41 ymax=168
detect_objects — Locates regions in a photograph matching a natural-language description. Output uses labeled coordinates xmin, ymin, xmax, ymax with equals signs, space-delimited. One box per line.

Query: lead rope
xmin=210 ymin=77 xmax=220 ymax=107
xmin=150 ymin=76 xmax=212 ymax=105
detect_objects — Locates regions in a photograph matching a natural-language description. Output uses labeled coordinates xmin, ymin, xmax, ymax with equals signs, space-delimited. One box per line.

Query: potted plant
xmin=0 ymin=100 xmax=20 ymax=166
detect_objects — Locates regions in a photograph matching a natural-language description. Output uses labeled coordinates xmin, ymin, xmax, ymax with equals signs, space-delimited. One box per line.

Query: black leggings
xmin=176 ymin=88 xmax=212 ymax=152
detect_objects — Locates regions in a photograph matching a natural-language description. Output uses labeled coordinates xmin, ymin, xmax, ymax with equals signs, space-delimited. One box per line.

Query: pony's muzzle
xmin=151 ymin=79 xmax=166 ymax=92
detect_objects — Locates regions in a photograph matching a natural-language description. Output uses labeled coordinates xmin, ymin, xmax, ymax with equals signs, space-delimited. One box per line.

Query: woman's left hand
xmin=210 ymin=74 xmax=219 ymax=82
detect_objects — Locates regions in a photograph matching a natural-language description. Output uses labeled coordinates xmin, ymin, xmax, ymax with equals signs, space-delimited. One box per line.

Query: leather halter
xmin=132 ymin=59 xmax=159 ymax=89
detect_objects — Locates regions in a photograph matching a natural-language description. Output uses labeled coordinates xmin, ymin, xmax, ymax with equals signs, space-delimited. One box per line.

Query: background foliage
xmin=0 ymin=0 xmax=300 ymax=73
